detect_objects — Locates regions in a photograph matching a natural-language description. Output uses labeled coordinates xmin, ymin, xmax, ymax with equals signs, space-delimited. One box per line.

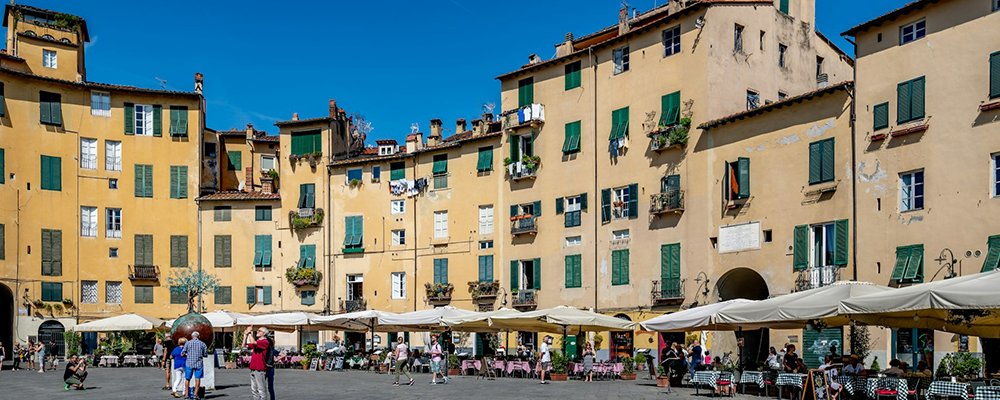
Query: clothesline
xmin=387 ymin=178 xmax=428 ymax=197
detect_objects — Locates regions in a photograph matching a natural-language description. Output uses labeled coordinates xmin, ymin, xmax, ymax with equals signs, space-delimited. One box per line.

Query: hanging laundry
xmin=609 ymin=139 xmax=619 ymax=158
xmin=531 ymin=104 xmax=544 ymax=122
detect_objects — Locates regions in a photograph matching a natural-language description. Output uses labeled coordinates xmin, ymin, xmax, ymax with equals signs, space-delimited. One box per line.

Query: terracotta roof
xmin=361 ymin=147 xmax=379 ymax=155
xmin=699 ymin=81 xmax=854 ymax=129
xmin=0 ymin=50 xmax=24 ymax=62
xmin=405 ymin=133 xmax=421 ymax=142
xmin=0 ymin=66 xmax=202 ymax=98
xmin=329 ymin=131 xmax=502 ymax=168
xmin=814 ymin=30 xmax=854 ymax=66
xmin=274 ymin=116 xmax=335 ymax=127
xmin=196 ymin=191 xmax=281 ymax=202
xmin=214 ymin=128 xmax=279 ymax=142
xmin=841 ymin=0 xmax=939 ymax=37
xmin=375 ymin=139 xmax=398 ymax=145
xmin=3 ymin=4 xmax=90 ymax=42
xmin=443 ymin=131 xmax=473 ymax=143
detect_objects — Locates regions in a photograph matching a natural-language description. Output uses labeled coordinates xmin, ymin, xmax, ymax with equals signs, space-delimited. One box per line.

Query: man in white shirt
xmin=538 ymin=336 xmax=552 ymax=384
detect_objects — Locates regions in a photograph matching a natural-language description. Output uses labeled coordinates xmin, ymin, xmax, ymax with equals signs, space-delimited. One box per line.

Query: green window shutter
xmin=834 ymin=219 xmax=849 ymax=266
xmin=214 ymin=235 xmax=232 ymax=268
xmin=991 ymin=52 xmax=1000 ymax=99
xmin=170 ymin=235 xmax=188 ymax=267
xmin=891 ymin=246 xmax=911 ymax=281
xmin=510 ymin=261 xmax=519 ymax=290
xmin=301 ymin=290 xmax=316 ymax=306
xmin=564 ymin=256 xmax=573 ymax=288
xmin=170 ymin=106 xmax=188 ymax=136
xmin=911 ymin=76 xmax=925 ymax=120
xmin=518 ymin=77 xmax=534 ymax=107
xmin=170 ymin=166 xmax=179 ymax=198
xmin=622 ymin=250 xmax=630 ymax=285
xmin=660 ymin=91 xmax=681 ymax=126
xmin=609 ymin=107 xmax=630 ymax=140
xmin=0 ymin=224 xmax=5 ymax=260
xmin=434 ymin=259 xmax=449 ymax=284
xmin=39 ymin=94 xmax=50 ymax=124
xmin=0 ymin=148 xmax=5 ymax=184
xmin=135 ymin=165 xmax=144 ymax=197
xmin=627 ymin=183 xmax=639 ymax=219
xmin=982 ymin=236 xmax=1000 ymax=272
xmin=262 ymin=286 xmax=272 ymax=305
xmin=565 ymin=255 xmax=582 ymax=288
xmin=145 ymin=165 xmax=153 ymax=197
xmin=355 ymin=216 xmax=364 ymax=246
xmin=477 ymin=147 xmax=493 ymax=172
xmin=390 ymin=162 xmax=405 ymax=180
xmin=565 ymin=61 xmax=581 ymax=90
xmin=779 ymin=0 xmax=789 ymax=13
xmin=215 ymin=287 xmax=232 ymax=305
xmin=124 ymin=103 xmax=135 ymax=135
xmin=562 ymin=121 xmax=581 ymax=154
xmin=509 ymin=204 xmax=519 ymax=218
xmin=246 ymin=287 xmax=256 ymax=304
xmin=40 ymin=229 xmax=51 ymax=275
xmin=903 ymin=245 xmax=923 ymax=280
xmin=306 ymin=184 xmax=315 ymax=208
xmin=303 ymin=245 xmax=316 ymax=268
xmin=532 ymin=200 xmax=541 ymax=217
xmin=40 ymin=155 xmax=61 ymax=191
xmin=580 ymin=193 xmax=588 ymax=210
xmin=228 ymin=151 xmax=242 ymax=171
xmin=809 ymin=141 xmax=822 ymax=184
xmin=177 ymin=166 xmax=188 ymax=198
xmin=737 ymin=157 xmax=750 ymax=198
xmin=169 ymin=107 xmax=179 ymax=134
xmin=262 ymin=235 xmax=272 ymax=267
xmin=600 ymin=189 xmax=611 ymax=223
xmin=873 ymin=102 xmax=889 ymax=130
xmin=822 ymin=139 xmax=835 ymax=183
xmin=611 ymin=250 xmax=621 ymax=285
xmin=152 ymin=105 xmax=162 ymax=136
xmin=509 ymin=134 xmax=520 ymax=160
xmin=532 ymin=258 xmax=541 ymax=290
xmin=555 ymin=197 xmax=564 ymax=215
xmin=0 ymin=83 xmax=5 ymax=116
xmin=51 ymin=94 xmax=62 ymax=125
xmin=897 ymin=80 xmax=912 ymax=123
xmin=793 ymin=225 xmax=809 ymax=270
xmin=253 ymin=235 xmax=264 ymax=267
xmin=298 ymin=184 xmax=307 ymax=208
xmin=723 ymin=161 xmax=731 ymax=202
xmin=432 ymin=155 xmax=448 ymax=174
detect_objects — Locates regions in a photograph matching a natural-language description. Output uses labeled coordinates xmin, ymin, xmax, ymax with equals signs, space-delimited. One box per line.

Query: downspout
xmin=326 ymin=122 xmax=336 ymax=314
xmin=589 ymin=46 xmax=599 ymax=312
xmin=412 ymin=157 xmax=418 ymax=312
xmin=845 ymin=37 xmax=859 ymax=282
xmin=196 ymin=198 xmax=203 ymax=311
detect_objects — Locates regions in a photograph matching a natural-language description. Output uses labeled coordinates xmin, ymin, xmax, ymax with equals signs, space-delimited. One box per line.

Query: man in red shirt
xmin=244 ymin=326 xmax=270 ymax=400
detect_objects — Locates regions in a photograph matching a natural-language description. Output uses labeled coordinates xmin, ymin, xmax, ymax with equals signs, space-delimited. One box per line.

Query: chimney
xmin=244 ymin=167 xmax=253 ymax=191
xmin=618 ymin=5 xmax=631 ymax=35
xmin=261 ymin=176 xmax=274 ymax=194
xmin=406 ymin=132 xmax=423 ymax=153
xmin=455 ymin=118 xmax=467 ymax=135
xmin=427 ymin=119 xmax=443 ymax=146
xmin=471 ymin=119 xmax=484 ymax=135
xmin=528 ymin=54 xmax=542 ymax=65
xmin=329 ymin=99 xmax=338 ymax=118
xmin=245 ymin=123 xmax=254 ymax=141
xmin=292 ymin=112 xmax=299 ymax=121
xmin=194 ymin=72 xmax=204 ymax=94
xmin=556 ymin=32 xmax=575 ymax=57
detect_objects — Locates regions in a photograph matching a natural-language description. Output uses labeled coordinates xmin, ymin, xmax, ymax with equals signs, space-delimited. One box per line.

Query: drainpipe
xmin=846 ymin=36 xmax=859 ymax=282
xmin=589 ymin=46 xmax=599 ymax=312
xmin=196 ymin=198 xmax=203 ymax=312
xmin=412 ymin=157 xmax=418 ymax=312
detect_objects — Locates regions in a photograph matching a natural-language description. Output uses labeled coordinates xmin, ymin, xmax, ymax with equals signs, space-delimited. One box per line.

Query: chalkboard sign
xmin=803 ymin=369 xmax=828 ymax=400
xmin=325 ymin=359 xmax=334 ymax=371
xmin=309 ymin=358 xmax=319 ymax=371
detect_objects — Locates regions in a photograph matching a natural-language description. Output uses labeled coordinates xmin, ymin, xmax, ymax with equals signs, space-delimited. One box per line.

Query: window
xmin=91 ymin=91 xmax=110 ymax=117
xmin=298 ymin=245 xmax=316 ymax=268
xmin=346 ymin=274 xmax=363 ymax=301
xmin=778 ymin=91 xmax=788 ymax=100
xmin=109 ymin=248 xmax=118 ymax=258
xmin=106 ymin=281 xmax=122 ymax=304
xmin=391 ymin=272 xmax=406 ymax=299
xmin=816 ymin=56 xmax=825 ymax=79
xmin=993 ymin=154 xmax=1000 ymax=197
xmin=612 ymin=229 xmax=630 ymax=241
xmin=990 ymin=51 xmax=1000 ymax=99
xmin=565 ymin=61 xmax=581 ymax=90
xmin=511 ymin=133 xmax=534 ymax=162
xmin=512 ymin=259 xmax=541 ymax=291
xmin=896 ymin=76 xmax=926 ymax=124
xmin=170 ymin=286 xmax=187 ymax=304
xmin=518 ymin=77 xmax=534 ymax=107
xmin=391 ymin=199 xmax=405 ymax=215
xmin=212 ymin=207 xmax=231 ymax=222
xmin=134 ymin=164 xmax=153 ymax=198
xmin=40 ymin=229 xmax=62 ymax=276
xmin=109 ymin=178 xmax=118 ymax=189
xmin=134 ymin=286 xmax=154 ymax=304
xmin=0 ymin=224 xmax=4 ymax=260
xmin=105 ymin=208 xmax=122 ymax=238
xmin=214 ymin=286 xmax=232 ymax=305
xmin=479 ymin=240 xmax=494 ymax=250
xmin=169 ymin=106 xmax=188 ymax=137
xmin=600 ymin=185 xmax=636 ymax=223
xmin=562 ymin=121 xmax=581 ymax=154
xmin=255 ymin=206 xmax=272 ymax=221
xmin=900 ymin=20 xmax=926 ymax=45
xmin=778 ymin=0 xmax=789 ymax=14
xmin=808 ymin=139 xmax=835 ymax=185
xmin=759 ymin=30 xmax=766 ymax=51
xmin=134 ymin=234 xmax=153 ymax=266
xmin=81 ymin=281 xmax=98 ymax=304
xmin=346 ymin=168 xmax=362 ymax=184
xmin=227 ymin=151 xmax=242 ymax=171
xmin=253 ymin=235 xmax=272 ymax=269
xmin=261 ymin=155 xmax=276 ymax=172
xmin=809 ymin=223 xmax=834 ymax=268
xmin=611 ymin=249 xmax=630 ymax=285
xmin=80 ymin=206 xmax=97 ymax=237
xmin=169 ymin=166 xmax=188 ymax=199
xmin=372 ymin=165 xmax=381 ymax=181
xmin=390 ymin=161 xmax=405 ymax=181
xmin=105 ymin=140 xmax=122 ymax=171
xmin=40 ymin=155 xmax=61 ymax=191
xmin=609 ymin=107 xmax=630 ymax=142
xmin=900 ymin=170 xmax=925 ymax=211
xmin=298 ymin=184 xmax=316 ymax=208
xmin=301 ymin=290 xmax=316 ymax=306
xmin=41 ymin=282 xmax=62 ymax=302
xmin=42 ymin=49 xmax=57 ymax=68
xmin=778 ymin=44 xmax=788 ymax=68
xmin=80 ymin=138 xmax=97 ymax=170
xmin=660 ymin=91 xmax=681 ymax=127
xmin=247 ymin=286 xmax=272 ymax=305
xmin=170 ymin=235 xmax=188 ymax=268
xmin=433 ymin=258 xmax=449 ymax=284
xmin=873 ymin=102 xmax=889 ymax=131
xmin=432 ymin=154 xmax=448 ymax=189
xmin=434 ymin=211 xmax=448 ymax=239
xmin=662 ymin=25 xmax=681 ymax=57
xmin=564 ymin=255 xmax=582 ymax=288
xmin=660 ymin=243 xmax=681 ymax=297
xmin=343 ymin=216 xmax=364 ymax=252
xmin=214 ymin=235 xmax=232 ymax=268
xmin=290 ymin=130 xmax=321 ymax=156
xmin=132 ymin=104 xmax=155 ymax=136
xmin=565 ymin=236 xmax=582 ymax=247
xmin=613 ymin=46 xmax=630 ymax=74
xmin=478 ymin=255 xmax=494 ymax=282
xmin=477 ymin=146 xmax=493 ymax=173
xmin=747 ymin=90 xmax=760 ymax=110
xmin=391 ymin=229 xmax=406 ymax=246
xmin=558 ymin=194 xmax=584 ymax=227
xmin=734 ymin=24 xmax=745 ymax=53
xmin=723 ymin=158 xmax=751 ymax=201
xmin=891 ymin=244 xmax=924 ymax=284
xmin=479 ymin=205 xmax=494 ymax=235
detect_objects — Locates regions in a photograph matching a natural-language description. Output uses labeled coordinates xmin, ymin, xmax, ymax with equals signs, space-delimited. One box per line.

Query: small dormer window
xmin=900 ymin=20 xmax=926 ymax=45
xmin=42 ymin=49 xmax=57 ymax=69
xmin=378 ymin=145 xmax=397 ymax=156
xmin=59 ymin=38 xmax=71 ymax=44
xmin=24 ymin=30 xmax=36 ymax=37
xmin=42 ymin=34 xmax=54 ymax=40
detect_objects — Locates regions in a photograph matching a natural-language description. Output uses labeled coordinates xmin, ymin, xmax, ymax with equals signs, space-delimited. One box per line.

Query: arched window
xmin=23 ymin=30 xmax=36 ymax=37
xmin=41 ymin=34 xmax=55 ymax=40
xmin=59 ymin=38 xmax=71 ymax=44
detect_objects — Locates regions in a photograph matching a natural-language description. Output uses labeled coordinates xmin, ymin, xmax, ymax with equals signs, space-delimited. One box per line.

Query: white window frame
xmin=612 ymin=46 xmax=630 ymax=75
xmin=391 ymin=229 xmax=405 ymax=246
xmin=390 ymin=199 xmax=405 ymax=215
xmin=391 ymin=272 xmax=406 ymax=299
xmin=612 ymin=229 xmax=630 ymax=241
xmin=81 ymin=281 xmax=98 ymax=304
xmin=565 ymin=236 xmax=582 ymax=247
xmin=566 ymin=196 xmax=582 ymax=213
xmin=479 ymin=205 xmax=494 ymax=235
xmin=81 ymin=206 xmax=98 ymax=237
xmin=346 ymin=274 xmax=363 ymax=300
xmin=256 ymin=287 xmax=265 ymax=304
xmin=134 ymin=104 xmax=154 ymax=136
xmin=479 ymin=240 xmax=494 ymax=250
xmin=105 ymin=140 xmax=122 ymax=171
xmin=42 ymin=49 xmax=57 ymax=68
xmin=106 ymin=281 xmax=122 ymax=304
xmin=993 ymin=153 xmax=1000 ymax=197
xmin=434 ymin=211 xmax=448 ymax=239
xmin=106 ymin=208 xmax=122 ymax=239
xmin=260 ymin=155 xmax=276 ymax=172
xmin=612 ymin=186 xmax=630 ymax=220
xmin=80 ymin=138 xmax=97 ymax=170
xmin=662 ymin=25 xmax=680 ymax=57
xmin=900 ymin=170 xmax=925 ymax=212
xmin=809 ymin=222 xmax=836 ymax=268
xmin=899 ymin=20 xmax=926 ymax=45
xmin=90 ymin=91 xmax=111 ymax=117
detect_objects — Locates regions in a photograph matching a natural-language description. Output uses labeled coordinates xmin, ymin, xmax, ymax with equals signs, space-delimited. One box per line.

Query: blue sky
xmin=12 ymin=1 xmax=906 ymax=142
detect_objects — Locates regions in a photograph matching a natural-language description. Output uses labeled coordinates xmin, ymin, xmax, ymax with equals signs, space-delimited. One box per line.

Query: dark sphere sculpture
xmin=170 ymin=312 xmax=213 ymax=348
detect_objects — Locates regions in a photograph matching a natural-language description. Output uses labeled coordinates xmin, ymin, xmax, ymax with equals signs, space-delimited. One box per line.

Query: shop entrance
xmin=717 ymin=267 xmax=770 ymax=369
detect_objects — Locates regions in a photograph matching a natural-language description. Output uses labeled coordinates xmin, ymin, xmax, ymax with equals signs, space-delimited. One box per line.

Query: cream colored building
xmin=845 ymin=0 xmax=1000 ymax=369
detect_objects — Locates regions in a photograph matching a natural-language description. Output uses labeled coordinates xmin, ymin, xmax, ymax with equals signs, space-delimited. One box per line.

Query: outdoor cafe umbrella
xmin=375 ymin=306 xmax=481 ymax=332
xmin=487 ymin=305 xmax=635 ymax=334
xmin=309 ymin=310 xmax=399 ymax=332
xmin=440 ymin=307 xmax=522 ymax=332
xmin=638 ymin=299 xmax=757 ymax=332
xmin=714 ymin=281 xmax=895 ymax=329
xmin=238 ymin=312 xmax=320 ymax=332
xmin=73 ymin=313 xmax=167 ymax=332
xmin=838 ymin=270 xmax=1000 ymax=338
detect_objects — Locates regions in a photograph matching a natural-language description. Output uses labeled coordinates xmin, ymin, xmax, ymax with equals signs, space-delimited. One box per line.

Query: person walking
xmin=170 ymin=338 xmax=187 ymax=398
xmin=688 ymin=340 xmax=703 ymax=378
xmin=244 ymin=326 xmax=271 ymax=400
xmin=47 ymin=340 xmax=57 ymax=371
xmin=265 ymin=333 xmax=276 ymax=400
xmin=429 ymin=334 xmax=444 ymax=384
xmin=181 ymin=332 xmax=208 ymax=400
xmin=34 ymin=340 xmax=45 ymax=373
xmin=62 ymin=354 xmax=87 ymax=390
xmin=162 ymin=334 xmax=175 ymax=391
xmin=392 ymin=336 xmax=413 ymax=386
xmin=12 ymin=343 xmax=21 ymax=370
xmin=538 ymin=335 xmax=552 ymax=384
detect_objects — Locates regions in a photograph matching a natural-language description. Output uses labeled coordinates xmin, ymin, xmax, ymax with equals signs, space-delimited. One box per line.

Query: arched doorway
xmin=38 ymin=320 xmax=65 ymax=357
xmin=611 ymin=314 xmax=634 ymax=360
xmin=716 ymin=267 xmax=770 ymax=369
xmin=0 ymin=284 xmax=12 ymax=360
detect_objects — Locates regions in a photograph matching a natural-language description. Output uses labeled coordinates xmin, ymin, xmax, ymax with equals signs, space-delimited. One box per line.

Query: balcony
xmin=650 ymin=190 xmax=684 ymax=214
xmin=506 ymin=159 xmax=539 ymax=181
xmin=512 ymin=289 xmax=537 ymax=311
xmin=290 ymin=207 xmax=324 ymax=231
xmin=501 ymin=104 xmax=545 ymax=131
xmin=425 ymin=282 xmax=454 ymax=306
xmin=468 ymin=280 xmax=499 ymax=304
xmin=794 ymin=265 xmax=841 ymax=292
xmin=651 ymin=279 xmax=684 ymax=307
xmin=285 ymin=267 xmax=322 ymax=287
xmin=339 ymin=298 xmax=366 ymax=313
xmin=647 ymin=123 xmax=689 ymax=152
xmin=510 ymin=215 xmax=537 ymax=236
xmin=128 ymin=265 xmax=160 ymax=281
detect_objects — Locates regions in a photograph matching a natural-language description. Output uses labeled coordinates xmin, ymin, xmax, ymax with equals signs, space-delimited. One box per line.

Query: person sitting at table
xmin=882 ymin=359 xmax=904 ymax=376
xmin=766 ymin=347 xmax=782 ymax=371
xmin=783 ymin=344 xmax=800 ymax=373
xmin=820 ymin=356 xmax=843 ymax=400
xmin=843 ymin=355 xmax=864 ymax=375
xmin=912 ymin=361 xmax=932 ymax=378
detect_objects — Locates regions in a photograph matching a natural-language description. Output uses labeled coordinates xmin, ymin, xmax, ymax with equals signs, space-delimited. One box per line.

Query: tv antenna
xmin=482 ymin=102 xmax=495 ymax=115
xmin=154 ymin=77 xmax=168 ymax=89
xmin=410 ymin=123 xmax=419 ymax=134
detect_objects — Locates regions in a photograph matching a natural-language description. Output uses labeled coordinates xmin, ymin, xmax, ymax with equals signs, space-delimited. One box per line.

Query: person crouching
xmin=63 ymin=354 xmax=88 ymax=390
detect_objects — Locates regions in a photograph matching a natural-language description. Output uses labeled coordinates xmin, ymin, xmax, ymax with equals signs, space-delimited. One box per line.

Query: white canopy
xmin=487 ymin=305 xmax=635 ymax=334
xmin=639 ymin=299 xmax=757 ymax=332
xmin=309 ymin=310 xmax=398 ymax=332
xmin=839 ymin=270 xmax=1000 ymax=338
xmin=441 ymin=308 xmax=522 ymax=332
xmin=73 ymin=313 xmax=166 ymax=332
xmin=238 ymin=312 xmax=319 ymax=332
xmin=715 ymin=281 xmax=894 ymax=329
xmin=166 ymin=311 xmax=251 ymax=329
xmin=375 ymin=306 xmax=481 ymax=332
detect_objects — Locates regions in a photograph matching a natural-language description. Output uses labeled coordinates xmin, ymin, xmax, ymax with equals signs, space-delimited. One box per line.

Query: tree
xmin=168 ymin=269 xmax=220 ymax=313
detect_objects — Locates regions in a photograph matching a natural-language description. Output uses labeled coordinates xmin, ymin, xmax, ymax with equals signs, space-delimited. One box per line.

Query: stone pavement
xmin=0 ymin=365 xmax=766 ymax=399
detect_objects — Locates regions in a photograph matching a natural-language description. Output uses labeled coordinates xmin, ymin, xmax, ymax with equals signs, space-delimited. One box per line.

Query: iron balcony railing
xmin=340 ymin=298 xmax=367 ymax=313
xmin=651 ymin=279 xmax=684 ymax=306
xmin=511 ymin=215 xmax=538 ymax=235
xmin=507 ymin=161 xmax=538 ymax=180
xmin=650 ymin=190 xmax=685 ymax=214
xmin=128 ymin=265 xmax=160 ymax=281
xmin=512 ymin=289 xmax=537 ymax=309
xmin=794 ymin=265 xmax=841 ymax=292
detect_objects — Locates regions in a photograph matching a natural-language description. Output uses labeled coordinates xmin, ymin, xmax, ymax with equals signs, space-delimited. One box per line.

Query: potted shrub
xmin=656 ymin=365 xmax=671 ymax=387
xmin=550 ymin=351 xmax=569 ymax=381
xmin=348 ymin=178 xmax=362 ymax=188
xmin=503 ymin=157 xmax=513 ymax=166
xmin=300 ymin=357 xmax=310 ymax=370
xmin=936 ymin=352 xmax=984 ymax=382
xmin=224 ymin=351 xmax=238 ymax=369
xmin=62 ymin=298 xmax=74 ymax=308
xmin=447 ymin=353 xmax=461 ymax=376
xmin=634 ymin=353 xmax=647 ymax=372
xmin=620 ymin=357 xmax=637 ymax=380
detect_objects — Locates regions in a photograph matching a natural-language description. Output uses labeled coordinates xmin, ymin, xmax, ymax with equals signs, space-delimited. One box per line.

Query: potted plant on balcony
xmin=447 ymin=353 xmax=461 ymax=376
xmin=620 ymin=356 xmax=637 ymax=380
xmin=522 ymin=155 xmax=541 ymax=171
xmin=550 ymin=351 xmax=569 ymax=381
xmin=503 ymin=157 xmax=513 ymax=167
xmin=424 ymin=282 xmax=454 ymax=303
xmin=51 ymin=303 xmax=63 ymax=316
xmin=348 ymin=178 xmax=362 ymax=189
xmin=61 ymin=298 xmax=74 ymax=309
xmin=286 ymin=267 xmax=322 ymax=287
